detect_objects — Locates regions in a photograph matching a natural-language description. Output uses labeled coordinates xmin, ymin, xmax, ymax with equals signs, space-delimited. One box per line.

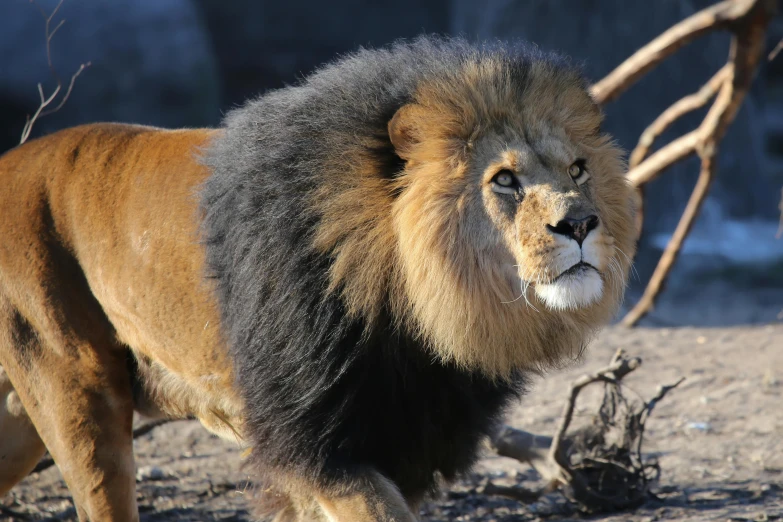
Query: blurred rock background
xmin=0 ymin=0 xmax=780 ymax=325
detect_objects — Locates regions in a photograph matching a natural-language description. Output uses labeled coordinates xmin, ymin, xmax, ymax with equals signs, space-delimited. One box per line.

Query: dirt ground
xmin=2 ymin=322 xmax=782 ymax=521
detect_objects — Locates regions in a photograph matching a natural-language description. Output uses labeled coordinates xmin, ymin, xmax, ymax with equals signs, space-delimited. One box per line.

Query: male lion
xmin=0 ymin=37 xmax=635 ymax=521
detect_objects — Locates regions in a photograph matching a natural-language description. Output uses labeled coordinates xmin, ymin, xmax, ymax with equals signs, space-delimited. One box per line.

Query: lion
xmin=0 ymin=37 xmax=635 ymax=521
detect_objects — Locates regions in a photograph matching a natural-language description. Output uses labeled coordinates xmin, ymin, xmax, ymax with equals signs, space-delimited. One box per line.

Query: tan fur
xmin=0 ymin=124 xmax=243 ymax=520
xmin=0 ymin=61 xmax=634 ymax=521
xmin=0 ymin=365 xmax=46 ymax=491
xmin=314 ymin=472 xmax=418 ymax=522
xmin=255 ymin=471 xmax=418 ymax=522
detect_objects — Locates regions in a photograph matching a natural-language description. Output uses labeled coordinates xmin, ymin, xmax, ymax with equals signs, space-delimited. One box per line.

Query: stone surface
xmin=8 ymin=323 xmax=783 ymax=520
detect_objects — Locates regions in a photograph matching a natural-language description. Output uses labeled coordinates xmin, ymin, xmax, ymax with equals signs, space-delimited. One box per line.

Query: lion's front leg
xmin=312 ymin=470 xmax=418 ymax=522
xmin=276 ymin=469 xmax=418 ymax=522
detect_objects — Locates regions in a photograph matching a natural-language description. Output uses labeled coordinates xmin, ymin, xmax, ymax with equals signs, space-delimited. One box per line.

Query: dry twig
xmin=487 ymin=349 xmax=683 ymax=513
xmin=587 ymin=0 xmax=777 ymax=326
xmin=19 ymin=0 xmax=91 ymax=145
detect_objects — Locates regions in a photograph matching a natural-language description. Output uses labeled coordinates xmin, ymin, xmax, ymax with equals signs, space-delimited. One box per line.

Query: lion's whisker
xmin=613 ymin=246 xmax=638 ymax=281
xmin=522 ymin=280 xmax=540 ymax=312
xmin=502 ymin=278 xmax=540 ymax=312
xmin=501 ymin=292 xmax=526 ymax=305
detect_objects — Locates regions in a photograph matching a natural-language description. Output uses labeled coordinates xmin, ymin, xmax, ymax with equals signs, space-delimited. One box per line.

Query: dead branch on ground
xmin=487 ymin=349 xmax=684 ymax=513
xmin=19 ymin=0 xmax=90 ymax=145
xmin=588 ymin=0 xmax=777 ymax=326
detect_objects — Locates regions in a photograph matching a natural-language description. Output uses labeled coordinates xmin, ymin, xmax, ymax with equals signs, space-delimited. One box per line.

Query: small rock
xmin=762 ymin=369 xmax=778 ymax=391
xmin=686 ymin=421 xmax=713 ymax=433
xmin=136 ymin=465 xmax=169 ymax=482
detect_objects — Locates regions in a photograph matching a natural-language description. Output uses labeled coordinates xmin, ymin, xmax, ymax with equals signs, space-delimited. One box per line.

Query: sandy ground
xmin=3 ymin=320 xmax=781 ymax=522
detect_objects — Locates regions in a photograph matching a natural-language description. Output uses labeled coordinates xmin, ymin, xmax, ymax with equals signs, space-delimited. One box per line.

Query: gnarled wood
xmin=588 ymin=0 xmax=777 ymax=326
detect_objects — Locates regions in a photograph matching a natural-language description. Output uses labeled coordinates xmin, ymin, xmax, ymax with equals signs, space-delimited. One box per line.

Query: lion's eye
xmin=491 ymin=169 xmax=519 ymax=194
xmin=568 ymin=159 xmax=590 ymax=186
xmin=495 ymin=171 xmax=514 ymax=187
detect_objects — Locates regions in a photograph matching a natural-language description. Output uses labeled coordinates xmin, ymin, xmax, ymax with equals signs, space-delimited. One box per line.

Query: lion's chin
xmin=533 ymin=267 xmax=603 ymax=311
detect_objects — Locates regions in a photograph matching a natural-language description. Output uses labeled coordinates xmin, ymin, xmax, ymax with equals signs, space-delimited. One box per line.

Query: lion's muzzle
xmin=529 ymin=212 xmax=608 ymax=311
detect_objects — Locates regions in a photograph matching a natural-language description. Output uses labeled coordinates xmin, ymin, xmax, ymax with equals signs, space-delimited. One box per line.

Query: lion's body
xmin=0 ymin=38 xmax=635 ymax=521
xmin=0 ymin=125 xmax=245 ymax=518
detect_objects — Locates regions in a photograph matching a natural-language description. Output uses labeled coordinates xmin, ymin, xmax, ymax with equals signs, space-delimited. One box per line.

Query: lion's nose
xmin=547 ymin=215 xmax=599 ymax=246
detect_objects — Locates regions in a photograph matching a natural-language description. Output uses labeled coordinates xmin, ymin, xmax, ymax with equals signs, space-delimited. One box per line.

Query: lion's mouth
xmin=552 ymin=261 xmax=598 ymax=282
xmin=531 ymin=262 xmax=604 ymax=311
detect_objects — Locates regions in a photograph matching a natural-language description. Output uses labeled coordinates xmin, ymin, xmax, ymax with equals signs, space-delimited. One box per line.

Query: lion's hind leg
xmin=0 ymin=364 xmax=46 ymax=496
xmin=0 ymin=292 xmax=138 ymax=521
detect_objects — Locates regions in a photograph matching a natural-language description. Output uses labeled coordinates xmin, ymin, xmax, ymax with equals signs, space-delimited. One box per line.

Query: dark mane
xmin=199 ymin=36 xmax=578 ymax=497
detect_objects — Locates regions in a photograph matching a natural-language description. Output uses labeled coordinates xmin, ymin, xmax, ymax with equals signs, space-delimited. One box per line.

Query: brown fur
xmin=0 ymin=125 xmax=243 ymax=520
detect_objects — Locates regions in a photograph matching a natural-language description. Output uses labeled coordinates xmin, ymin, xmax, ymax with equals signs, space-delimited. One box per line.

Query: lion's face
xmin=386 ymin=62 xmax=636 ymax=376
xmin=471 ymin=127 xmax=621 ymax=312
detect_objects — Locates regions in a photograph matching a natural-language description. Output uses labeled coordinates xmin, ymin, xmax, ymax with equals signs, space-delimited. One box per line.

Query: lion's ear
xmin=388 ymin=104 xmax=425 ymax=160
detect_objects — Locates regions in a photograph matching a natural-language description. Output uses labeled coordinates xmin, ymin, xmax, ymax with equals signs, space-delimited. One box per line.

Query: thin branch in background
xmin=590 ymin=0 xmax=761 ymax=104
xmin=19 ymin=0 xmax=91 ymax=145
xmin=765 ymin=35 xmax=782 ymax=243
xmin=769 ymin=38 xmax=783 ymax=61
xmin=587 ymin=0 xmax=777 ymax=326
xmin=627 ymin=65 xmax=730 ymax=170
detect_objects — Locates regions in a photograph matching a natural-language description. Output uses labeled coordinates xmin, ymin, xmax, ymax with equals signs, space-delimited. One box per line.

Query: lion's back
xmin=0 ymin=123 xmax=233 ymax=391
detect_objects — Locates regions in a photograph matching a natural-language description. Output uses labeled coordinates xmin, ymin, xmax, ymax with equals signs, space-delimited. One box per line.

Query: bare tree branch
xmin=623 ymin=143 xmax=720 ymax=326
xmin=590 ymin=0 xmax=764 ymax=104
xmin=41 ymin=62 xmax=89 ymax=117
xmin=19 ymin=0 xmax=91 ymax=145
xmin=619 ymin=0 xmax=773 ymax=325
xmin=769 ymin=38 xmax=783 ymax=61
xmin=632 ymin=186 xmax=645 ymax=240
xmin=777 ymin=187 xmax=783 ymax=239
xmin=587 ymin=0 xmax=777 ymax=326
xmin=628 ymin=65 xmax=730 ymax=170
xmin=490 ymin=426 xmax=559 ymax=484
xmin=625 ymin=130 xmax=701 ymax=187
